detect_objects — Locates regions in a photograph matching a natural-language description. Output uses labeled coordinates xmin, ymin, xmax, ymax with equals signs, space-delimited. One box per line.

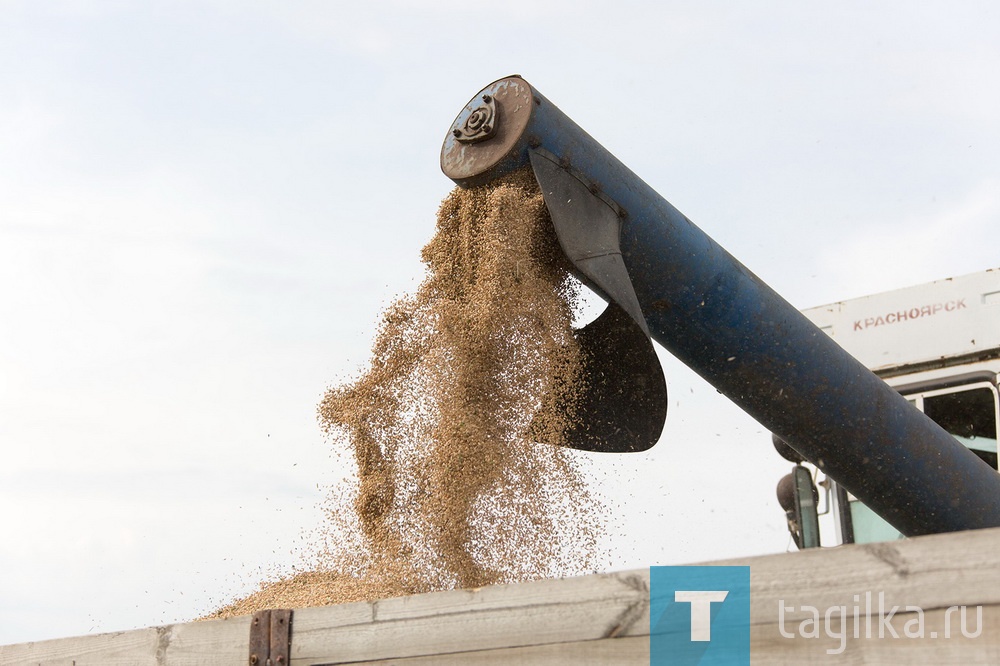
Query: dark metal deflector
xmin=529 ymin=148 xmax=667 ymax=452
xmin=561 ymin=302 xmax=666 ymax=452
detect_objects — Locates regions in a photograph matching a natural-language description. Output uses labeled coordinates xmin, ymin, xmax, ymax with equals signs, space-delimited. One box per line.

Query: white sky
xmin=2 ymin=0 xmax=999 ymax=645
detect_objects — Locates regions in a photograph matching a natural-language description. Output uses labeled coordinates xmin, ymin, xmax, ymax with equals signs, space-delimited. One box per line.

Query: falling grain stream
xmin=209 ymin=170 xmax=605 ymax=618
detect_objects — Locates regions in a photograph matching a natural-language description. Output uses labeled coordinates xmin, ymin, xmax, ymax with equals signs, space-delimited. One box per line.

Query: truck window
xmin=923 ymin=387 xmax=998 ymax=469
xmin=846 ymin=382 xmax=999 ymax=545
xmin=849 ymin=502 xmax=904 ymax=544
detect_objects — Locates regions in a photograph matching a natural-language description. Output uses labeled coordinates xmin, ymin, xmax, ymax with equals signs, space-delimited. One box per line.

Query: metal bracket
xmin=528 ymin=148 xmax=649 ymax=336
xmin=249 ymin=609 xmax=292 ymax=666
xmin=453 ymin=93 xmax=498 ymax=143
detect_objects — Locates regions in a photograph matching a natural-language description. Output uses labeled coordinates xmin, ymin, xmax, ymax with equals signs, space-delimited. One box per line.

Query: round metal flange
xmin=441 ymin=76 xmax=535 ymax=187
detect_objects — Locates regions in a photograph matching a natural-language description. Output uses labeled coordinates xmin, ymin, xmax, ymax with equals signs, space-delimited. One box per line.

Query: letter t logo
xmin=675 ymin=590 xmax=729 ymax=641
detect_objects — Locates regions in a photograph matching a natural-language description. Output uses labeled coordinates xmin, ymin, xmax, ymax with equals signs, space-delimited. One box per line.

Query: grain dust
xmin=208 ymin=169 xmax=605 ymax=617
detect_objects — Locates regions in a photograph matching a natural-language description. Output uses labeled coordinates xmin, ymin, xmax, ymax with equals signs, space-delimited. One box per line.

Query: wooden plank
xmin=305 ymin=635 xmax=649 ymax=665
xmin=292 ymin=527 xmax=1000 ymax=664
xmin=5 ymin=527 xmax=1000 ymax=664
xmin=751 ymin=605 xmax=1000 ymax=664
xmin=373 ymin=570 xmax=648 ymax=622
xmin=290 ymin=571 xmax=649 ymax=664
xmin=730 ymin=528 xmax=1000 ymax=661
xmin=729 ymin=528 xmax=1000 ymax=625
xmin=0 ymin=616 xmax=251 ymax=666
xmin=0 ymin=627 xmax=163 ymax=666
xmin=159 ymin=615 xmax=250 ymax=666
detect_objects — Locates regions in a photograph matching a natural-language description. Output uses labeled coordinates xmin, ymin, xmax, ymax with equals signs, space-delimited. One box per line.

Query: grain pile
xmin=209 ymin=169 xmax=604 ymax=618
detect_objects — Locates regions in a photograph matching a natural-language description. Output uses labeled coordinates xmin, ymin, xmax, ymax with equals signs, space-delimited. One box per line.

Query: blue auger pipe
xmin=440 ymin=75 xmax=1000 ymax=537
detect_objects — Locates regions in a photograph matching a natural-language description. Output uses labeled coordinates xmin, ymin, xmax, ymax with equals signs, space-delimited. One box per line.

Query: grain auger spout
xmin=440 ymin=75 xmax=1000 ymax=538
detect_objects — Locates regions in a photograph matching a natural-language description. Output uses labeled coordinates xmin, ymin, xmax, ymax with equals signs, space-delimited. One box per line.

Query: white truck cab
xmin=778 ymin=268 xmax=1000 ymax=547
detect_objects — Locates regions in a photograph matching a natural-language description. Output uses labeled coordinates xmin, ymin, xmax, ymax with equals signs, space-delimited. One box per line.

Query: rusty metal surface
xmin=440 ymin=76 xmax=534 ymax=187
xmin=248 ymin=611 xmax=269 ymax=666
xmin=269 ymin=609 xmax=291 ymax=665
xmin=248 ymin=609 xmax=292 ymax=666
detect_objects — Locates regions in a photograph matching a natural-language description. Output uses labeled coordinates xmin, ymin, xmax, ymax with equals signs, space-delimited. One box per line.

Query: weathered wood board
xmin=4 ymin=526 xmax=1000 ymax=665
